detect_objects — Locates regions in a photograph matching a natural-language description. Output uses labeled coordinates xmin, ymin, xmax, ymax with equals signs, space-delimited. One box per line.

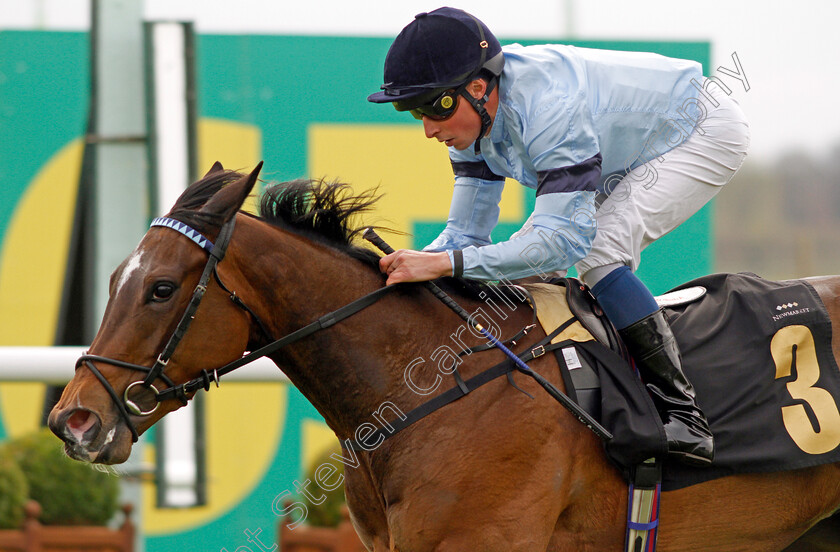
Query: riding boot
xmin=618 ymin=309 xmax=715 ymax=467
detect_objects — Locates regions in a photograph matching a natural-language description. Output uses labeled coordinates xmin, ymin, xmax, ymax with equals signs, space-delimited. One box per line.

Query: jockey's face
xmin=420 ymin=79 xmax=496 ymax=151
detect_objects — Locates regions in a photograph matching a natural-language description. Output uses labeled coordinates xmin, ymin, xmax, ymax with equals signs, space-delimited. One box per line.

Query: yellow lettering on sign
xmin=308 ymin=124 xmax=525 ymax=251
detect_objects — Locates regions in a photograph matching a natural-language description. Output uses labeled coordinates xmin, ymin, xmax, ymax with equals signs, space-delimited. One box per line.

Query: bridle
xmin=75 ymin=215 xmax=239 ymax=442
xmin=75 ymin=214 xmax=397 ymax=443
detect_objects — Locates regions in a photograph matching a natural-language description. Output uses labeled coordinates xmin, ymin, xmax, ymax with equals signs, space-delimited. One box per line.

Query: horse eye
xmin=151 ymin=282 xmax=176 ymax=302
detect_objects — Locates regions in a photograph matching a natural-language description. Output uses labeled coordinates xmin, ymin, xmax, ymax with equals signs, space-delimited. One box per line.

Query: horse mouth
xmin=50 ymin=408 xmax=131 ymax=465
xmin=63 ymin=441 xmax=99 ymax=463
xmin=62 ymin=433 xmax=128 ymax=465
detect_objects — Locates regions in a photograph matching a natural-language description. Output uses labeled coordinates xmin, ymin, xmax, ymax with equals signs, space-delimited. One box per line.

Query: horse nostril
xmin=64 ymin=409 xmax=101 ymax=444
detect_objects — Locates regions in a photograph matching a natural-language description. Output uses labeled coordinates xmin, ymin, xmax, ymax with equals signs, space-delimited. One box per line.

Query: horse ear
xmin=199 ymin=162 xmax=263 ymax=223
xmin=204 ymin=161 xmax=225 ymax=178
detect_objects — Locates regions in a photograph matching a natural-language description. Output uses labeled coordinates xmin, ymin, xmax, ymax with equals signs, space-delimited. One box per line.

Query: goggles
xmin=409 ymin=89 xmax=460 ymax=121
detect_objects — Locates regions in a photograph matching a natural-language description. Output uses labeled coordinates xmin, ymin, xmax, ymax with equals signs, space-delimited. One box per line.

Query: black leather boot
xmin=619 ymin=309 xmax=714 ymax=467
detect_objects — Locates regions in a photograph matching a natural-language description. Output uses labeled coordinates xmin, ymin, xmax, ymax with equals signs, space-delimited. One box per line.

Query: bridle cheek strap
xmin=74 ymin=216 xmax=235 ymax=442
xmin=141 ymin=216 xmax=236 ymax=388
xmin=76 ymin=212 xmax=399 ymax=445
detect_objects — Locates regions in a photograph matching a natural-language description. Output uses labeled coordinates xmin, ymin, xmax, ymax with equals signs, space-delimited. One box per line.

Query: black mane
xmin=257 ymin=179 xmax=524 ymax=304
xmin=259 ymin=178 xmax=382 ymax=266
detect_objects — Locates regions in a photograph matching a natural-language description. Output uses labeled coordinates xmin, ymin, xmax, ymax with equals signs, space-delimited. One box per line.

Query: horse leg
xmin=344 ymin=458 xmax=391 ymax=552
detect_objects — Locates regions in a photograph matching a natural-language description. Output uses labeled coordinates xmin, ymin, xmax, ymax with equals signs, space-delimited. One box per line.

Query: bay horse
xmin=49 ymin=163 xmax=840 ymax=551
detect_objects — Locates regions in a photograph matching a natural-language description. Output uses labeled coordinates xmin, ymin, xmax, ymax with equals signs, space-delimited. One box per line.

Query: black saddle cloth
xmin=660 ymin=272 xmax=840 ymax=489
xmin=560 ymin=272 xmax=840 ymax=490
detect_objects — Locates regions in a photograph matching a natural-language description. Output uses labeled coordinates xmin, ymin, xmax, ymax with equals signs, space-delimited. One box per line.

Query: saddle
xmin=522 ymin=278 xmax=668 ymax=472
xmin=523 ymin=279 xmax=622 ymax=418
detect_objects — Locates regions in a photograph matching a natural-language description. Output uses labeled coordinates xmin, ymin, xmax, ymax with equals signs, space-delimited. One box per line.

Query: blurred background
xmin=5 ymin=0 xmax=840 ymax=277
xmin=0 ymin=1 xmax=838 ymax=551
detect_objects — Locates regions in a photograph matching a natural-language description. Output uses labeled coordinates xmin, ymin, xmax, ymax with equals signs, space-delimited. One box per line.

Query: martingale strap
xmin=344 ymin=357 xmax=516 ymax=452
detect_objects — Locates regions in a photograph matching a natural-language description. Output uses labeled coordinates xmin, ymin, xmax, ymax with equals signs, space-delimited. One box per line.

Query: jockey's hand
xmin=379 ymin=250 xmax=452 ymax=285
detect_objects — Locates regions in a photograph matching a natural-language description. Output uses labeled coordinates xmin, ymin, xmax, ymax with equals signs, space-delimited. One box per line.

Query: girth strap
xmin=625 ymin=458 xmax=662 ymax=552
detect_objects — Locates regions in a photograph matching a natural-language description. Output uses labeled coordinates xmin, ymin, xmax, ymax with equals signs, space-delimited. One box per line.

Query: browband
xmin=150 ymin=217 xmax=215 ymax=253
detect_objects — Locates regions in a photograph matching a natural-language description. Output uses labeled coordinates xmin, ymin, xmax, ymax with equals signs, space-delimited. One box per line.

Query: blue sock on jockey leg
xmin=586 ymin=265 xmax=659 ymax=330
xmin=585 ymin=263 xmax=715 ymax=466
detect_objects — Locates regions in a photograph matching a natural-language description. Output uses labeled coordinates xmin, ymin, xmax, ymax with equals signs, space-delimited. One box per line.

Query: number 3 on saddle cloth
xmin=530 ymin=272 xmax=840 ymax=490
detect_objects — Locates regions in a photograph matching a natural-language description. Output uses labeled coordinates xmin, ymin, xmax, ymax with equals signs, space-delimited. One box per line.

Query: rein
xmin=363 ymin=229 xmax=612 ymax=441
xmin=153 ymin=284 xmax=398 ymax=402
xmin=76 ymin=215 xmax=397 ymax=442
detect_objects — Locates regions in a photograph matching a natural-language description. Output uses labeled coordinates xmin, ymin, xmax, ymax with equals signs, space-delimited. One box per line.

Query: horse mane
xmin=166 ymin=170 xmax=525 ymax=305
xmin=257 ymin=179 xmax=525 ymax=305
xmin=259 ymin=178 xmax=382 ymax=266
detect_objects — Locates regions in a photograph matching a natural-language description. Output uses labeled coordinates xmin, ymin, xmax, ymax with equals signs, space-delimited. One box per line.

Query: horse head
xmin=48 ymin=162 xmax=262 ymax=464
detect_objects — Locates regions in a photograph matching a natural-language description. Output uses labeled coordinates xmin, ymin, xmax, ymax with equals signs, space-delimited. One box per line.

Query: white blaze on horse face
xmin=116 ymin=250 xmax=146 ymax=296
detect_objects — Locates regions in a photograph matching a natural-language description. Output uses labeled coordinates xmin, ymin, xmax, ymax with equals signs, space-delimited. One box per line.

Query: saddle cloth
xmin=526 ymin=273 xmax=840 ymax=491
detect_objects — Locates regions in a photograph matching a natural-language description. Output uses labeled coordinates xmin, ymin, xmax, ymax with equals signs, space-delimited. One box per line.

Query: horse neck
xmin=228 ymin=216 xmax=472 ymax=435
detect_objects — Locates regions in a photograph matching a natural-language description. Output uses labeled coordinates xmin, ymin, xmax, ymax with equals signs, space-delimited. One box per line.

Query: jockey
xmin=368 ymin=6 xmax=750 ymax=466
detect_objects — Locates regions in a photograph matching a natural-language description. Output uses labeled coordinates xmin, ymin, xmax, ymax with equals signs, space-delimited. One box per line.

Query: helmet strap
xmin=459 ymin=76 xmax=498 ymax=155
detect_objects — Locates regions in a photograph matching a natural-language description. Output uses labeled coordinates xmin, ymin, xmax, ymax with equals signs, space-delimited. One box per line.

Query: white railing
xmin=0 ymin=347 xmax=289 ymax=383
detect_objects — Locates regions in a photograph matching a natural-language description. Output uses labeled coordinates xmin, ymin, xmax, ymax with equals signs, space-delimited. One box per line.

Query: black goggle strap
xmin=460 ymin=75 xmax=497 ymax=154
xmin=432 ymin=89 xmax=459 ymax=115
xmin=141 ymin=215 xmax=237 ymax=389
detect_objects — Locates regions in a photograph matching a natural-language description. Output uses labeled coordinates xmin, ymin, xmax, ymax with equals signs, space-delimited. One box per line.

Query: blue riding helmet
xmin=368 ymin=7 xmax=504 ymax=151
